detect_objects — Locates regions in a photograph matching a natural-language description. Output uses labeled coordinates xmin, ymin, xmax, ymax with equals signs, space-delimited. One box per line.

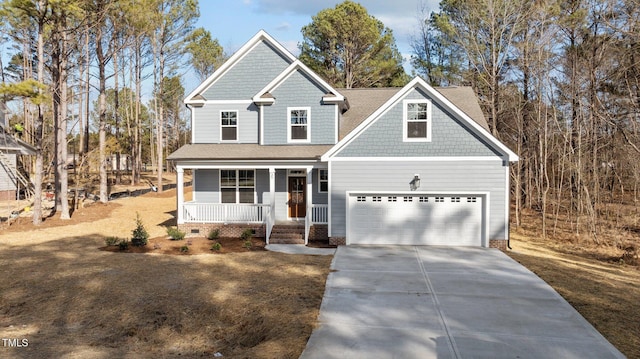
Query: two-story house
xmin=168 ymin=30 xmax=518 ymax=248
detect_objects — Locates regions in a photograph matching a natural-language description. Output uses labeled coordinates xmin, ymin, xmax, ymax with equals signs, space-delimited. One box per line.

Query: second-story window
xmin=221 ymin=111 xmax=237 ymax=141
xmin=288 ymin=107 xmax=310 ymax=142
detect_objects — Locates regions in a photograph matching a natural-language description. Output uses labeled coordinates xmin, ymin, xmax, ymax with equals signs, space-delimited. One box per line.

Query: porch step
xmin=269 ymin=224 xmax=305 ymax=244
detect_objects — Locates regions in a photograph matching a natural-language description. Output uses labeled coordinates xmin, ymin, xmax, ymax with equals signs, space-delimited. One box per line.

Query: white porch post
xmin=176 ymin=167 xmax=184 ymax=224
xmin=305 ymin=167 xmax=313 ymax=244
xmin=267 ymin=167 xmax=276 ymax=243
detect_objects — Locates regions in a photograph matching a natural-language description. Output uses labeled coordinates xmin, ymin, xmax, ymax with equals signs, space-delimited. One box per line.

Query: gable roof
xmin=323 ymin=77 xmax=518 ymax=162
xmin=0 ymin=133 xmax=36 ymax=155
xmin=184 ymin=30 xmax=297 ymax=105
xmin=253 ymin=60 xmax=344 ymax=105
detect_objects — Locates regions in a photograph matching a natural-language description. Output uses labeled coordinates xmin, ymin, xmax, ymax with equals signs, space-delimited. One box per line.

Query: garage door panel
xmin=348 ymin=194 xmax=483 ymax=246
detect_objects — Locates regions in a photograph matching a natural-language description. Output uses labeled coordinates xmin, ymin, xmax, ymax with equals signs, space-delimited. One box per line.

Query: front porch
xmin=175 ymin=165 xmax=328 ymax=244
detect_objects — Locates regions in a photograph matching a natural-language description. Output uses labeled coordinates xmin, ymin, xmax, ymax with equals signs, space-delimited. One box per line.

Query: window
xmin=221 ymin=111 xmax=238 ymax=141
xmin=220 ymin=170 xmax=255 ymax=203
xmin=318 ymin=169 xmax=328 ymax=193
xmin=451 ymin=197 xmax=461 ymax=203
xmin=435 ymin=197 xmax=444 ymax=203
xmin=357 ymin=196 xmax=366 ymax=202
xmin=419 ymin=196 xmax=429 ymax=202
xmin=388 ymin=196 xmax=397 ymax=202
xmin=403 ymin=100 xmax=431 ymax=141
xmin=467 ymin=197 xmax=477 ymax=203
xmin=403 ymin=196 xmax=413 ymax=202
xmin=288 ymin=107 xmax=310 ymax=142
xmin=372 ymin=196 xmax=382 ymax=202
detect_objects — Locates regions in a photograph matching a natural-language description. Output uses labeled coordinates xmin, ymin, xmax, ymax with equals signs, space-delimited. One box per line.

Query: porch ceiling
xmin=168 ymin=144 xmax=333 ymax=161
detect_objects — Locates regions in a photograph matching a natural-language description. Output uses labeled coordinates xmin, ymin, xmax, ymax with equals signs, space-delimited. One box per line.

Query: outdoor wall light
xmin=411 ymin=174 xmax=421 ymax=191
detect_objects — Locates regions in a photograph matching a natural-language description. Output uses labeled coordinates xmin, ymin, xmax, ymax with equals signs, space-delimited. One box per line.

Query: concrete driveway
xmin=300 ymin=246 xmax=624 ymax=359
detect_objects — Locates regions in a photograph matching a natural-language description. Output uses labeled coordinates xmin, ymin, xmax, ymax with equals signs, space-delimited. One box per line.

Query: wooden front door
xmin=288 ymin=177 xmax=306 ymax=218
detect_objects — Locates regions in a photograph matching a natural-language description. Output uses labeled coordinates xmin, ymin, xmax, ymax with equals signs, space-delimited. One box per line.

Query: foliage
xmin=105 ymin=236 xmax=121 ymax=246
xmin=131 ymin=213 xmax=149 ymax=246
xmin=0 ymin=79 xmax=49 ymax=105
xmin=207 ymin=228 xmax=219 ymax=240
xmin=243 ymin=240 xmax=253 ymax=249
xmin=118 ymin=239 xmax=130 ymax=250
xmin=210 ymin=242 xmax=222 ymax=251
xmin=166 ymin=226 xmax=186 ymax=241
xmin=179 ymin=245 xmax=189 ymax=253
xmin=240 ymin=229 xmax=253 ymax=240
xmin=299 ymin=0 xmax=408 ymax=88
xmin=185 ymin=27 xmax=225 ymax=81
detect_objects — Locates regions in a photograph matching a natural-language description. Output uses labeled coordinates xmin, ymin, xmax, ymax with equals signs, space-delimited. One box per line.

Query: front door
xmin=288 ymin=177 xmax=306 ymax=218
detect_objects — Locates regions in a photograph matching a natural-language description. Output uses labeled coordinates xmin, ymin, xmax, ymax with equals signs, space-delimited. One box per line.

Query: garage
xmin=347 ymin=193 xmax=485 ymax=246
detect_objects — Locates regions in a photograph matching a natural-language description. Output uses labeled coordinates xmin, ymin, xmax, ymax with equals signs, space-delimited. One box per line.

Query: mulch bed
xmin=101 ymin=236 xmax=266 ymax=255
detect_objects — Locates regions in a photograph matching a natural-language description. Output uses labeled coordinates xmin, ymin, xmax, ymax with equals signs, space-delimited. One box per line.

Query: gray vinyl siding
xmin=255 ymin=169 xmax=269 ymax=204
xmin=336 ymin=88 xmax=502 ymax=157
xmin=193 ymin=103 xmax=258 ymax=144
xmin=201 ymin=41 xmax=292 ymax=100
xmin=0 ymin=153 xmax=16 ymax=191
xmin=329 ymin=160 xmax=508 ymax=240
xmin=263 ymin=70 xmax=337 ymax=145
xmin=193 ymin=169 xmax=219 ymax=203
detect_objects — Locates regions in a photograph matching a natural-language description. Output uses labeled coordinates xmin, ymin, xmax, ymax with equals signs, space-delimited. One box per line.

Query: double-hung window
xmin=288 ymin=107 xmax=310 ymax=142
xmin=403 ymin=100 xmax=431 ymax=142
xmin=220 ymin=170 xmax=254 ymax=203
xmin=318 ymin=169 xmax=328 ymax=193
xmin=221 ymin=111 xmax=238 ymax=141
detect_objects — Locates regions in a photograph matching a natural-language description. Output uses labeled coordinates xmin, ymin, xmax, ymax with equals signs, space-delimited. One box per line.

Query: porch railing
xmin=183 ymin=202 xmax=270 ymax=223
xmin=311 ymin=204 xmax=328 ymax=224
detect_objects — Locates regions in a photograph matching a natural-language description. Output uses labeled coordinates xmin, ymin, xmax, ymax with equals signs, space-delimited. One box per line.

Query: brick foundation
xmin=0 ymin=190 xmax=16 ymax=201
xmin=309 ymin=224 xmax=328 ymax=241
xmin=489 ymin=239 xmax=508 ymax=250
xmin=329 ymin=236 xmax=346 ymax=246
xmin=179 ymin=223 xmax=265 ymax=239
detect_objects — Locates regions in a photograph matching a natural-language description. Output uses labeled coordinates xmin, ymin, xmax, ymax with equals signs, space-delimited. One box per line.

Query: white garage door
xmin=348 ymin=194 xmax=483 ymax=246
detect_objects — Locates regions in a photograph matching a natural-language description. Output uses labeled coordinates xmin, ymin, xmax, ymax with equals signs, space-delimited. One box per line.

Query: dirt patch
xmin=508 ymin=210 xmax=640 ymax=358
xmin=0 ymin=187 xmax=332 ymax=358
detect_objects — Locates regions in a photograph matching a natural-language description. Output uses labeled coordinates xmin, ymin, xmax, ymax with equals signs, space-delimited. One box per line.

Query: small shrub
xmin=131 ymin=213 xmax=149 ymax=247
xmin=118 ymin=239 xmax=130 ymax=250
xmin=179 ymin=245 xmax=189 ymax=253
xmin=243 ymin=240 xmax=253 ymax=249
xmin=240 ymin=228 xmax=253 ymax=240
xmin=105 ymin=236 xmax=120 ymax=246
xmin=210 ymin=242 xmax=222 ymax=251
xmin=207 ymin=228 xmax=220 ymax=240
xmin=167 ymin=226 xmax=186 ymax=241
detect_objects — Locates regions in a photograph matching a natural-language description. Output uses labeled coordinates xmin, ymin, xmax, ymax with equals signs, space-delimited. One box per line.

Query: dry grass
xmin=0 ymin=189 xmax=332 ymax=358
xmin=508 ymin=209 xmax=640 ymax=359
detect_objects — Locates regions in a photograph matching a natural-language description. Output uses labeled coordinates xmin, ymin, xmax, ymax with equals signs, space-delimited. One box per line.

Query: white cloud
xmin=275 ymin=22 xmax=291 ymax=31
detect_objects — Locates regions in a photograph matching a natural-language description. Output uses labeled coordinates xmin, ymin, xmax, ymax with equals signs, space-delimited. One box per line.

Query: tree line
xmin=0 ymin=0 xmax=223 ymax=224
xmin=410 ymin=0 xmax=640 ymax=242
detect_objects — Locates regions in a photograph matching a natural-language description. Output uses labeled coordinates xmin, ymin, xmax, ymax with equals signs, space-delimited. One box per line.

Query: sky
xmin=187 ymin=0 xmax=440 ymax=92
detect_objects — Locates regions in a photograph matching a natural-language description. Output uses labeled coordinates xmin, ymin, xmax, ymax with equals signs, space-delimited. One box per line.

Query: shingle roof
xmin=0 ymin=133 xmax=36 ymax=155
xmin=167 ymin=144 xmax=333 ymax=161
xmin=338 ymin=86 xmax=489 ymax=140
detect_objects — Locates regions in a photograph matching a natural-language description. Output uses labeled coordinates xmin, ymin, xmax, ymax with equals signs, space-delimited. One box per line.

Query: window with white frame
xmin=220 ymin=170 xmax=255 ymax=203
xmin=221 ymin=111 xmax=238 ymax=141
xmin=403 ymin=100 xmax=431 ymax=141
xmin=318 ymin=169 xmax=328 ymax=192
xmin=288 ymin=107 xmax=310 ymax=142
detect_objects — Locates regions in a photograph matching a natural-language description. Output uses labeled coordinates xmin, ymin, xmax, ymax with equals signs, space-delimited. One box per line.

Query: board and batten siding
xmin=192 ymin=103 xmax=258 ymax=144
xmin=0 ymin=153 xmax=17 ymax=191
xmin=200 ymin=41 xmax=292 ymax=101
xmin=336 ymin=88 xmax=502 ymax=157
xmin=329 ymin=160 xmax=508 ymax=240
xmin=263 ymin=70 xmax=337 ymax=145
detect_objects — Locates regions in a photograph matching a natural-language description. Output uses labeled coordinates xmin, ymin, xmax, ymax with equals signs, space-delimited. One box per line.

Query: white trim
xmin=219 ymin=169 xmax=257 ymax=204
xmin=259 ymin=104 xmax=264 ymax=144
xmin=402 ymin=99 xmax=432 ymax=142
xmin=185 ymin=30 xmax=297 ymax=104
xmin=345 ymin=190 xmax=490 ymax=247
xmin=334 ymin=105 xmax=339 ymax=144
xmin=505 ymin=164 xmax=510 ymax=241
xmin=317 ymin=169 xmax=328 ymax=193
xmin=220 ymin=110 xmax=239 ymax=142
xmin=189 ymin=105 xmax=196 ymax=145
xmin=327 ymin=156 xmax=503 ymax=162
xmin=321 ymin=77 xmax=519 ymax=162
xmin=198 ymin=100 xmax=254 ymax=105
xmin=253 ymin=60 xmax=345 ymax=104
xmin=287 ymin=107 xmax=311 ymax=143
xmin=174 ymin=161 xmax=323 ymax=169
xmin=327 ymin=161 xmax=332 ymax=236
